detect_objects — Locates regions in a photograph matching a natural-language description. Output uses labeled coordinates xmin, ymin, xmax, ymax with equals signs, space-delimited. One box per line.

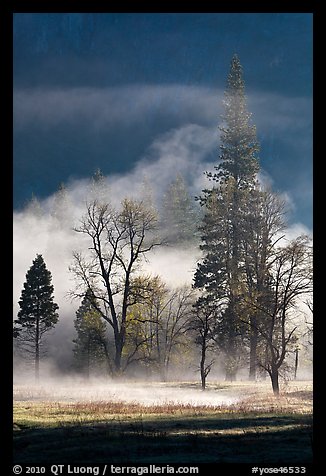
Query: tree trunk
xmin=224 ymin=301 xmax=238 ymax=382
xmin=201 ymin=372 xmax=206 ymax=390
xmin=160 ymin=367 xmax=167 ymax=382
xmin=249 ymin=322 xmax=258 ymax=380
xmin=35 ymin=318 xmax=40 ymax=383
xmin=225 ymin=369 xmax=236 ymax=382
xmin=35 ymin=347 xmax=40 ymax=383
xmin=270 ymin=367 xmax=280 ymax=395
xmin=224 ymin=351 xmax=237 ymax=382
xmin=114 ymin=353 xmax=122 ymax=375
xmin=200 ymin=342 xmax=206 ymax=390
xmin=114 ymin=338 xmax=123 ymax=376
xmin=294 ymin=349 xmax=299 ymax=380
xmin=86 ymin=342 xmax=90 ymax=380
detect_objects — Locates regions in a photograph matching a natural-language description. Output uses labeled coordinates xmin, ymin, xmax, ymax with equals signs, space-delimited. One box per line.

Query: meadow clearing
xmin=13 ymin=380 xmax=313 ymax=465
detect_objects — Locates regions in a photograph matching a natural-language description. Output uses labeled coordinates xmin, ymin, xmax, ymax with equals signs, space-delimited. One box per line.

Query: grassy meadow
xmin=13 ymin=380 xmax=313 ymax=464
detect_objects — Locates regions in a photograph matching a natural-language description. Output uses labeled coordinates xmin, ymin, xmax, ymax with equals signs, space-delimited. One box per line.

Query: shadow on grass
xmin=14 ymin=414 xmax=313 ymax=465
xmin=286 ymin=390 xmax=313 ymax=400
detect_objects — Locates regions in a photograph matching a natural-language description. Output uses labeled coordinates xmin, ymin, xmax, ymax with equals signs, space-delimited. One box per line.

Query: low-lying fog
xmin=13 ymin=380 xmax=240 ymax=407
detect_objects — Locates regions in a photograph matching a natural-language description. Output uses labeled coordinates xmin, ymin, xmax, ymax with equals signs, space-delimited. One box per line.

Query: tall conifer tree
xmin=194 ymin=55 xmax=260 ymax=380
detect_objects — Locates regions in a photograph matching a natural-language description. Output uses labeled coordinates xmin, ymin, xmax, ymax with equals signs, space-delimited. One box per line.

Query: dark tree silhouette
xmin=14 ymin=254 xmax=59 ymax=381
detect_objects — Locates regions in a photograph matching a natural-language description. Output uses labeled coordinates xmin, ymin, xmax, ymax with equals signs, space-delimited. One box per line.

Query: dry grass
xmin=13 ymin=380 xmax=312 ymax=428
xmin=13 ymin=380 xmax=313 ymax=464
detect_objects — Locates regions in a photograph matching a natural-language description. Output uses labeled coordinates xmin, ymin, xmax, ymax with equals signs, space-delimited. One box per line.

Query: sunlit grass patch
xmin=13 ymin=380 xmax=313 ymax=464
xmin=13 ymin=380 xmax=313 ymax=428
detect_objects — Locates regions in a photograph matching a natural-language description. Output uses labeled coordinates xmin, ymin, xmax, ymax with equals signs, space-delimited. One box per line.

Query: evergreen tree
xmin=89 ymin=168 xmax=109 ymax=204
xmin=51 ymin=182 xmax=73 ymax=228
xmin=195 ymin=55 xmax=260 ymax=381
xmin=161 ymin=174 xmax=200 ymax=245
xmin=210 ymin=54 xmax=259 ymax=187
xmin=25 ymin=193 xmax=44 ymax=218
xmin=14 ymin=254 xmax=59 ymax=381
xmin=73 ymin=289 xmax=109 ymax=377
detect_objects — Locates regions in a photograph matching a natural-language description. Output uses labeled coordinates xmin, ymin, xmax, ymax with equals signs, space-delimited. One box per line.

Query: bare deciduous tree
xmin=187 ymin=295 xmax=219 ymax=390
xmin=127 ymin=280 xmax=194 ymax=380
xmin=155 ymin=286 xmax=193 ymax=381
xmin=69 ymin=198 xmax=161 ymax=375
xmin=242 ymin=235 xmax=312 ymax=395
xmin=241 ymin=189 xmax=286 ymax=380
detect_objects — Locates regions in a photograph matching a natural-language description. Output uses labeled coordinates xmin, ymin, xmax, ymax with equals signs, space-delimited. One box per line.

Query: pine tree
xmin=51 ymin=182 xmax=73 ymax=228
xmin=25 ymin=193 xmax=44 ymax=218
xmin=211 ymin=54 xmax=259 ymax=187
xmin=161 ymin=174 xmax=200 ymax=245
xmin=195 ymin=55 xmax=260 ymax=381
xmin=14 ymin=254 xmax=59 ymax=381
xmin=89 ymin=168 xmax=109 ymax=204
xmin=73 ymin=289 xmax=108 ymax=377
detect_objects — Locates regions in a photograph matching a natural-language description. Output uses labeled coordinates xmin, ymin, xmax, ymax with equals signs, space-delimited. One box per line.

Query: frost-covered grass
xmin=13 ymin=380 xmax=313 ymax=464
